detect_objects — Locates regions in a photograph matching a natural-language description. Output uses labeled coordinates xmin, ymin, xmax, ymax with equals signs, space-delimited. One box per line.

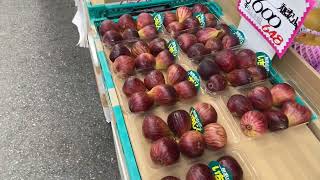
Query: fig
xmin=131 ymin=41 xmax=150 ymax=57
xmin=203 ymin=123 xmax=227 ymax=150
xmin=187 ymin=43 xmax=210 ymax=59
xmin=183 ymin=17 xmax=200 ymax=32
xmin=144 ymin=70 xmax=165 ymax=90
xmin=118 ymin=14 xmax=136 ymax=30
xmin=167 ymin=110 xmax=192 ymax=137
xmin=113 ymin=55 xmax=135 ymax=78
xmin=148 ymin=84 xmax=178 ymax=106
xmin=176 ymin=6 xmax=192 ymax=23
xmin=128 ymin=92 xmax=154 ymax=113
xmin=137 ymin=13 xmax=154 ymax=30
xmin=217 ymin=156 xmax=243 ymax=180
xmin=138 ymin=25 xmax=158 ymax=40
xmin=226 ymin=69 xmax=252 ymax=86
xmin=161 ymin=176 xmax=180 ymax=180
xmin=155 ymin=50 xmax=175 ymax=70
xmin=192 ymin=4 xmax=209 ymax=14
xmin=167 ymin=64 xmax=187 ymax=85
xmin=227 ymin=95 xmax=254 ymax=117
xmin=149 ymin=38 xmax=167 ymax=56
xmin=236 ymin=49 xmax=256 ymax=68
xmin=205 ymin=38 xmax=223 ymax=51
xmin=282 ymin=101 xmax=312 ymax=126
xmin=247 ymin=66 xmax=268 ymax=82
xmin=102 ymin=30 xmax=123 ymax=45
xmin=196 ymin=28 xmax=223 ymax=44
xmin=142 ymin=115 xmax=172 ymax=141
xmin=216 ymin=23 xmax=231 ymax=35
xmin=197 ymin=58 xmax=220 ymax=80
xmin=177 ymin=33 xmax=198 ymax=52
xmin=174 ymin=80 xmax=197 ymax=100
xmin=122 ymin=28 xmax=139 ymax=40
xmin=206 ymin=74 xmax=227 ymax=92
xmin=99 ymin=20 xmax=119 ymax=36
xmin=240 ymin=111 xmax=268 ymax=137
xmin=179 ymin=131 xmax=205 ymax=158
xmin=205 ymin=13 xmax=218 ymax=28
xmin=109 ymin=44 xmax=131 ymax=62
xmin=164 ymin=11 xmax=177 ymax=27
xmin=270 ymin=83 xmax=296 ymax=106
xmin=167 ymin=21 xmax=185 ymax=37
xmin=264 ymin=109 xmax=289 ymax=131
xmin=186 ymin=163 xmax=212 ymax=180
xmin=135 ymin=53 xmax=155 ymax=72
xmin=247 ymin=86 xmax=273 ymax=110
xmin=122 ymin=76 xmax=146 ymax=97
xmin=150 ymin=137 xmax=180 ymax=166
xmin=194 ymin=103 xmax=218 ymax=126
xmin=222 ymin=34 xmax=240 ymax=49
xmin=215 ymin=49 xmax=237 ymax=73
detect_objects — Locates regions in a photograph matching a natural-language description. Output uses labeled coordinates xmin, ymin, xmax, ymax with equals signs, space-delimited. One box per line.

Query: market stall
xmin=76 ymin=0 xmax=320 ymax=179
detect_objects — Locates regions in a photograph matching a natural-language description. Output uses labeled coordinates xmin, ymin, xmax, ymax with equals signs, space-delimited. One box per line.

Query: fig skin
xmin=264 ymin=109 xmax=289 ymax=131
xmin=177 ymin=33 xmax=198 ymax=52
xmin=176 ymin=6 xmax=193 ymax=23
xmin=148 ymin=84 xmax=178 ymax=106
xmin=222 ymin=34 xmax=240 ymax=48
xmin=155 ymin=50 xmax=175 ymax=70
xmin=137 ymin=13 xmax=154 ymax=30
xmin=118 ymin=14 xmax=136 ymax=30
xmin=149 ymin=38 xmax=167 ymax=56
xmin=122 ymin=28 xmax=139 ymax=40
xmin=122 ymin=76 xmax=146 ymax=97
xmin=164 ymin=11 xmax=177 ymax=27
xmin=247 ymin=66 xmax=268 ymax=82
xmin=179 ymin=131 xmax=205 ymax=158
xmin=142 ymin=115 xmax=172 ymax=141
xmin=167 ymin=64 xmax=187 ymax=85
xmin=167 ymin=110 xmax=192 ymax=137
xmin=138 ymin=25 xmax=158 ymax=40
xmin=282 ymin=101 xmax=312 ymax=127
xmin=227 ymin=94 xmax=254 ymax=117
xmin=192 ymin=4 xmax=209 ymax=14
xmin=217 ymin=156 xmax=243 ymax=180
xmin=236 ymin=49 xmax=257 ymax=69
xmin=113 ymin=55 xmax=135 ymax=78
xmin=194 ymin=103 xmax=218 ymax=126
xmin=206 ymin=74 xmax=227 ymax=92
xmin=135 ymin=53 xmax=155 ymax=72
xmin=128 ymin=92 xmax=154 ymax=113
xmin=203 ymin=123 xmax=227 ymax=150
xmin=215 ymin=49 xmax=237 ymax=73
xmin=144 ymin=70 xmax=166 ymax=90
xmin=205 ymin=38 xmax=223 ymax=51
xmin=99 ymin=20 xmax=119 ymax=36
xmin=197 ymin=58 xmax=220 ymax=81
xmin=240 ymin=111 xmax=268 ymax=137
xmin=150 ymin=137 xmax=180 ymax=166
xmin=102 ymin=30 xmax=123 ymax=45
xmin=186 ymin=163 xmax=212 ymax=180
xmin=131 ymin=41 xmax=150 ymax=57
xmin=247 ymin=86 xmax=273 ymax=110
xmin=227 ymin=69 xmax=252 ymax=87
xmin=187 ymin=43 xmax=210 ymax=59
xmin=161 ymin=176 xmax=180 ymax=180
xmin=109 ymin=44 xmax=131 ymax=62
xmin=205 ymin=13 xmax=218 ymax=28
xmin=174 ymin=81 xmax=197 ymax=100
xmin=167 ymin=21 xmax=185 ymax=37
xmin=196 ymin=28 xmax=222 ymax=44
xmin=270 ymin=83 xmax=296 ymax=106
xmin=183 ymin=17 xmax=200 ymax=32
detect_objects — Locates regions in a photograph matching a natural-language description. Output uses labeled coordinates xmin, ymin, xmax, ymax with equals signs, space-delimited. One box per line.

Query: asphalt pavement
xmin=0 ymin=0 xmax=120 ymax=179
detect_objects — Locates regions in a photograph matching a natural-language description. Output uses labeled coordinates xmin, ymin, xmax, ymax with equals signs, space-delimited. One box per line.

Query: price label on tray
xmin=238 ymin=0 xmax=316 ymax=58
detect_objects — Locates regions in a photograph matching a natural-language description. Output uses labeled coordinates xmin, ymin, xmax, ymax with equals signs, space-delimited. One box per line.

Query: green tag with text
xmin=208 ymin=161 xmax=233 ymax=180
xmin=256 ymin=52 xmax=271 ymax=73
xmin=190 ymin=107 xmax=204 ymax=133
xmin=153 ymin=13 xmax=164 ymax=32
xmin=168 ymin=40 xmax=179 ymax=57
xmin=187 ymin=70 xmax=201 ymax=91
xmin=195 ymin=13 xmax=206 ymax=28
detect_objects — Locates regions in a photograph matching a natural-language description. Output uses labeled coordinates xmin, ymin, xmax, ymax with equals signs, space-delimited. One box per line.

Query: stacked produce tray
xmin=86 ymin=0 xmax=320 ymax=179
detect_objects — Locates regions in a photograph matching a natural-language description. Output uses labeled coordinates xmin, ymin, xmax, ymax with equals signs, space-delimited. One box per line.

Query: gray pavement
xmin=0 ymin=0 xmax=120 ymax=179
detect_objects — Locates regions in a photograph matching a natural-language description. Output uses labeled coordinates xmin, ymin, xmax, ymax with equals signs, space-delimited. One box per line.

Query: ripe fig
xmin=135 ymin=53 xmax=155 ymax=72
xmin=264 ymin=109 xmax=289 ymax=131
xmin=99 ymin=20 xmax=119 ymax=36
xmin=205 ymin=38 xmax=223 ymax=51
xmin=148 ymin=84 xmax=178 ymax=106
xmin=247 ymin=86 xmax=273 ymax=110
xmin=187 ymin=43 xmax=210 ymax=59
xmin=122 ymin=28 xmax=139 ymax=40
xmin=177 ymin=33 xmax=198 ymax=52
xmin=236 ymin=49 xmax=256 ymax=68
xmin=196 ymin=28 xmax=223 ymax=44
xmin=247 ymin=66 xmax=268 ymax=82
xmin=122 ymin=76 xmax=146 ymax=97
xmin=137 ymin=13 xmax=154 ymax=30
xmin=109 ymin=44 xmax=131 ymax=62
xmin=138 ymin=25 xmax=158 ymax=40
xmin=205 ymin=13 xmax=218 ymax=28
xmin=222 ymin=34 xmax=240 ymax=49
xmin=143 ymin=115 xmax=172 ymax=141
xmin=149 ymin=38 xmax=167 ymax=56
xmin=150 ymin=137 xmax=180 ymax=166
xmin=131 ymin=41 xmax=150 ymax=57
xmin=164 ymin=11 xmax=177 ymax=27
xmin=102 ymin=30 xmax=123 ymax=45
xmin=270 ymin=83 xmax=296 ymax=106
xmin=144 ymin=70 xmax=165 ymax=90
xmin=194 ymin=102 xmax=218 ymax=126
xmin=167 ymin=110 xmax=192 ymax=137
xmin=174 ymin=80 xmax=197 ymax=100
xmin=282 ymin=101 xmax=312 ymax=126
xmin=183 ymin=17 xmax=200 ymax=33
xmin=167 ymin=64 xmax=187 ymax=85
xmin=240 ymin=111 xmax=268 ymax=137
xmin=206 ymin=74 xmax=227 ymax=92
xmin=186 ymin=163 xmax=212 ymax=180
xmin=179 ymin=131 xmax=205 ymax=158
xmin=197 ymin=58 xmax=220 ymax=80
xmin=217 ymin=156 xmax=243 ymax=180
xmin=215 ymin=49 xmax=237 ymax=73
xmin=192 ymin=4 xmax=209 ymax=14
xmin=118 ymin=14 xmax=136 ymax=30
xmin=203 ymin=123 xmax=227 ymax=150
xmin=227 ymin=95 xmax=253 ymax=117
xmin=155 ymin=50 xmax=175 ymax=70
xmin=113 ymin=55 xmax=135 ymax=78
xmin=176 ymin=6 xmax=192 ymax=23
xmin=128 ymin=92 xmax=154 ymax=113
xmin=167 ymin=21 xmax=185 ymax=37
xmin=226 ymin=69 xmax=252 ymax=87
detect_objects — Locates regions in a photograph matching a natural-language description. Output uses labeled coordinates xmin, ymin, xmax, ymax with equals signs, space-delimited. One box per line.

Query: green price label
xmin=195 ymin=13 xmax=206 ymax=28
xmin=208 ymin=161 xmax=233 ymax=180
xmin=187 ymin=70 xmax=200 ymax=91
xmin=153 ymin=13 xmax=164 ymax=32
xmin=168 ymin=40 xmax=179 ymax=57
xmin=189 ymin=107 xmax=204 ymax=133
xmin=229 ymin=26 xmax=245 ymax=45
xmin=256 ymin=52 xmax=271 ymax=73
